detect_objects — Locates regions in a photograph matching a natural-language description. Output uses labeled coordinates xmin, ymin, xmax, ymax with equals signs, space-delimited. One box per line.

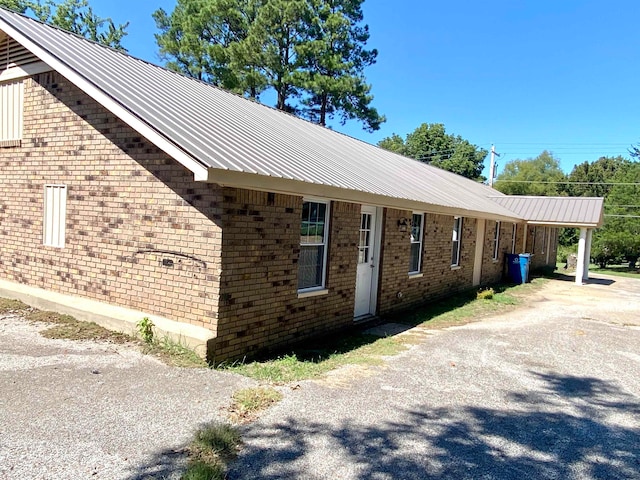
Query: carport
xmin=491 ymin=196 xmax=605 ymax=284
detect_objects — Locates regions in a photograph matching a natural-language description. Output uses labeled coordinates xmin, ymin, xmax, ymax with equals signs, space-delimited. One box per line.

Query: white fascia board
xmin=207 ymin=168 xmax=524 ymax=222
xmin=526 ymin=221 xmax=601 ymax=228
xmin=0 ymin=61 xmax=51 ymax=82
xmin=0 ymin=22 xmax=209 ymax=181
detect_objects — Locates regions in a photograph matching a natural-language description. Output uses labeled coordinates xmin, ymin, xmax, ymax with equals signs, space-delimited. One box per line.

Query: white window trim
xmin=541 ymin=226 xmax=547 ymax=254
xmin=511 ymin=223 xmax=517 ymax=254
xmin=451 ymin=216 xmax=463 ymax=267
xmin=43 ymin=184 xmax=67 ymax=248
xmin=298 ymin=198 xmax=330 ymax=293
xmin=492 ymin=221 xmax=501 ymax=261
xmin=409 ymin=212 xmax=424 ymax=274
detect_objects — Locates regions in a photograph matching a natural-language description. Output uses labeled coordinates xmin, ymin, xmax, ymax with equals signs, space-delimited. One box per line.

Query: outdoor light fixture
xmin=398 ymin=217 xmax=411 ymax=232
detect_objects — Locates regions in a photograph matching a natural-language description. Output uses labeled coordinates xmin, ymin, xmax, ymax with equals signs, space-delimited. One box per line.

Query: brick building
xmin=0 ymin=9 xmax=603 ymax=362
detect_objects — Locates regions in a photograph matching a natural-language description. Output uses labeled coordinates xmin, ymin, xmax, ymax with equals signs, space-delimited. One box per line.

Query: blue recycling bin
xmin=506 ymin=254 xmax=522 ymax=283
xmin=518 ymin=253 xmax=531 ymax=283
xmin=506 ymin=253 xmax=531 ymax=284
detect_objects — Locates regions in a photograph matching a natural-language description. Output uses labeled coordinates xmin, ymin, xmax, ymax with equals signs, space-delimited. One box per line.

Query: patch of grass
xmin=0 ymin=298 xmax=30 ymax=315
xmin=143 ymin=336 xmax=207 ymax=368
xmin=224 ymin=334 xmax=407 ymax=383
xmin=183 ymin=422 xmax=241 ymax=480
xmin=228 ymin=387 xmax=283 ymax=423
xmin=591 ymin=264 xmax=640 ymax=279
xmin=397 ymin=279 xmax=547 ymax=330
xmin=225 ymin=279 xmax=548 ymax=383
xmin=27 ymin=310 xmax=132 ymax=343
xmin=182 ymin=461 xmax=225 ymax=480
xmin=13 ymin=302 xmax=206 ymax=366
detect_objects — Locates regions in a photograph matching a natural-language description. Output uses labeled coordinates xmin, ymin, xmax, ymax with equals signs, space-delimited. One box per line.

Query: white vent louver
xmin=1 ymin=35 xmax=38 ymax=71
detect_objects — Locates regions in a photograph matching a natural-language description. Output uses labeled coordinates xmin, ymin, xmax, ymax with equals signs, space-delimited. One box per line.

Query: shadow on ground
xmin=227 ymin=373 xmax=640 ymax=480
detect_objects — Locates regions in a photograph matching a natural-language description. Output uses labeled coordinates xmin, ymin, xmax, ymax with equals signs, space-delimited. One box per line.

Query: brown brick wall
xmin=0 ymin=72 xmax=223 ymax=330
xmin=528 ymin=226 xmax=558 ymax=270
xmin=378 ymin=210 xmax=476 ymax=313
xmin=480 ymin=220 xmax=512 ymax=285
xmin=214 ymin=191 xmax=359 ymax=361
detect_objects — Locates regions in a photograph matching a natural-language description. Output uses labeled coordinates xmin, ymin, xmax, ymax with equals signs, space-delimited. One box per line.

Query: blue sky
xmin=92 ymin=0 xmax=639 ymax=176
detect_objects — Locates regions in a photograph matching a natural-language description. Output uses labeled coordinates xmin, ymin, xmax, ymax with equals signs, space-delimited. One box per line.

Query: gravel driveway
xmin=0 ymin=316 xmax=255 ymax=480
xmin=2 ymin=274 xmax=639 ymax=480
xmin=230 ymin=274 xmax=640 ymax=479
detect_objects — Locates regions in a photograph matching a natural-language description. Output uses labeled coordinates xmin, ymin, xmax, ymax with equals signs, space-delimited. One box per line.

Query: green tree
xmin=598 ymin=161 xmax=640 ymax=267
xmin=377 ymin=133 xmax=405 ymax=155
xmin=242 ymin=0 xmax=310 ymax=112
xmin=565 ymin=156 xmax=630 ymax=197
xmin=494 ymin=151 xmax=566 ymax=196
xmin=153 ymin=0 xmax=382 ymax=129
xmin=294 ymin=0 xmax=384 ymax=131
xmin=153 ymin=0 xmax=265 ymax=97
xmin=378 ymin=123 xmax=487 ymax=180
xmin=0 ymin=0 xmax=128 ymax=50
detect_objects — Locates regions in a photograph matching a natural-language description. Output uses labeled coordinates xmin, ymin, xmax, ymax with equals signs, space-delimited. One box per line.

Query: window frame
xmin=43 ymin=184 xmax=67 ymax=248
xmin=511 ymin=223 xmax=517 ymax=254
xmin=492 ymin=221 xmax=501 ymax=261
xmin=409 ymin=212 xmax=424 ymax=274
xmin=298 ymin=198 xmax=330 ymax=293
xmin=451 ymin=216 xmax=463 ymax=267
xmin=541 ymin=226 xmax=547 ymax=254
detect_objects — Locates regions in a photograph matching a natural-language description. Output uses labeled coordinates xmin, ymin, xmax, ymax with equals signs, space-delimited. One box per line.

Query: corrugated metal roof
xmin=490 ymin=196 xmax=604 ymax=227
xmin=0 ymin=8 xmax=526 ymax=221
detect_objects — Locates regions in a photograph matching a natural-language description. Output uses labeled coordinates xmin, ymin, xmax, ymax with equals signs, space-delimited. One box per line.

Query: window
xmin=541 ymin=227 xmax=547 ymax=254
xmin=0 ymin=80 xmax=24 ymax=147
xmin=511 ymin=223 xmax=517 ymax=254
xmin=43 ymin=185 xmax=67 ymax=248
xmin=298 ymin=200 xmax=329 ymax=291
xmin=451 ymin=216 xmax=463 ymax=266
xmin=409 ymin=213 xmax=424 ymax=273
xmin=492 ymin=221 xmax=501 ymax=261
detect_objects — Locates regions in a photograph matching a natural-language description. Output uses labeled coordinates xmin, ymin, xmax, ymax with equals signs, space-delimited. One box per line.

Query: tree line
xmin=494 ymin=151 xmax=640 ymax=269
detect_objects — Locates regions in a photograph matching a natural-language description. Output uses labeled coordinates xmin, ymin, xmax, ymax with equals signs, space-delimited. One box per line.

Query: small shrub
xmin=194 ymin=423 xmax=241 ymax=459
xmin=229 ymin=387 xmax=283 ymax=422
xmin=137 ymin=317 xmax=155 ymax=344
xmin=182 ymin=460 xmax=225 ymax=480
xmin=477 ymin=288 xmax=495 ymax=300
xmin=182 ymin=422 xmax=241 ymax=480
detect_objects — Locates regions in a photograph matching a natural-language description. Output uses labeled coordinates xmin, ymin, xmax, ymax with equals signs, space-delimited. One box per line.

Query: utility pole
xmin=489 ymin=145 xmax=500 ymax=187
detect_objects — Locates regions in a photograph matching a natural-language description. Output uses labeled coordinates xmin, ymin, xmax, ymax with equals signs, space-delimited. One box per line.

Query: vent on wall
xmin=0 ymin=34 xmax=39 ymax=71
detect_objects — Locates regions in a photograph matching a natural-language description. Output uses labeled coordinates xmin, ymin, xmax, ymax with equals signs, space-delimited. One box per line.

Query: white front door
xmin=354 ymin=206 xmax=378 ymax=318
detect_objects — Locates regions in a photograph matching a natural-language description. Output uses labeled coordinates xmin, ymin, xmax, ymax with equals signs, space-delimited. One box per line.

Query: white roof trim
xmin=0 ymin=21 xmax=209 ymax=181
xmin=209 ymin=169 xmax=523 ymax=222
xmin=0 ymin=60 xmax=51 ymax=82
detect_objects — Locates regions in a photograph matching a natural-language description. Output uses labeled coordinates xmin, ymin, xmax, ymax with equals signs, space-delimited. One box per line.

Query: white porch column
xmin=575 ymin=227 xmax=587 ymax=285
xmin=582 ymin=229 xmax=593 ymax=282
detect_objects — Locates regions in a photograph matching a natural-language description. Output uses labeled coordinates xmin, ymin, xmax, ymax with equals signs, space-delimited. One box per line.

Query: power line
xmin=604 ymin=214 xmax=640 ymax=218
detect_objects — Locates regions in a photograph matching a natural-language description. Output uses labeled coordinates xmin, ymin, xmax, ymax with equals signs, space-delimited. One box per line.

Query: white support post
xmin=575 ymin=228 xmax=587 ymax=285
xmin=583 ymin=229 xmax=593 ymax=282
xmin=473 ymin=219 xmax=486 ymax=286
